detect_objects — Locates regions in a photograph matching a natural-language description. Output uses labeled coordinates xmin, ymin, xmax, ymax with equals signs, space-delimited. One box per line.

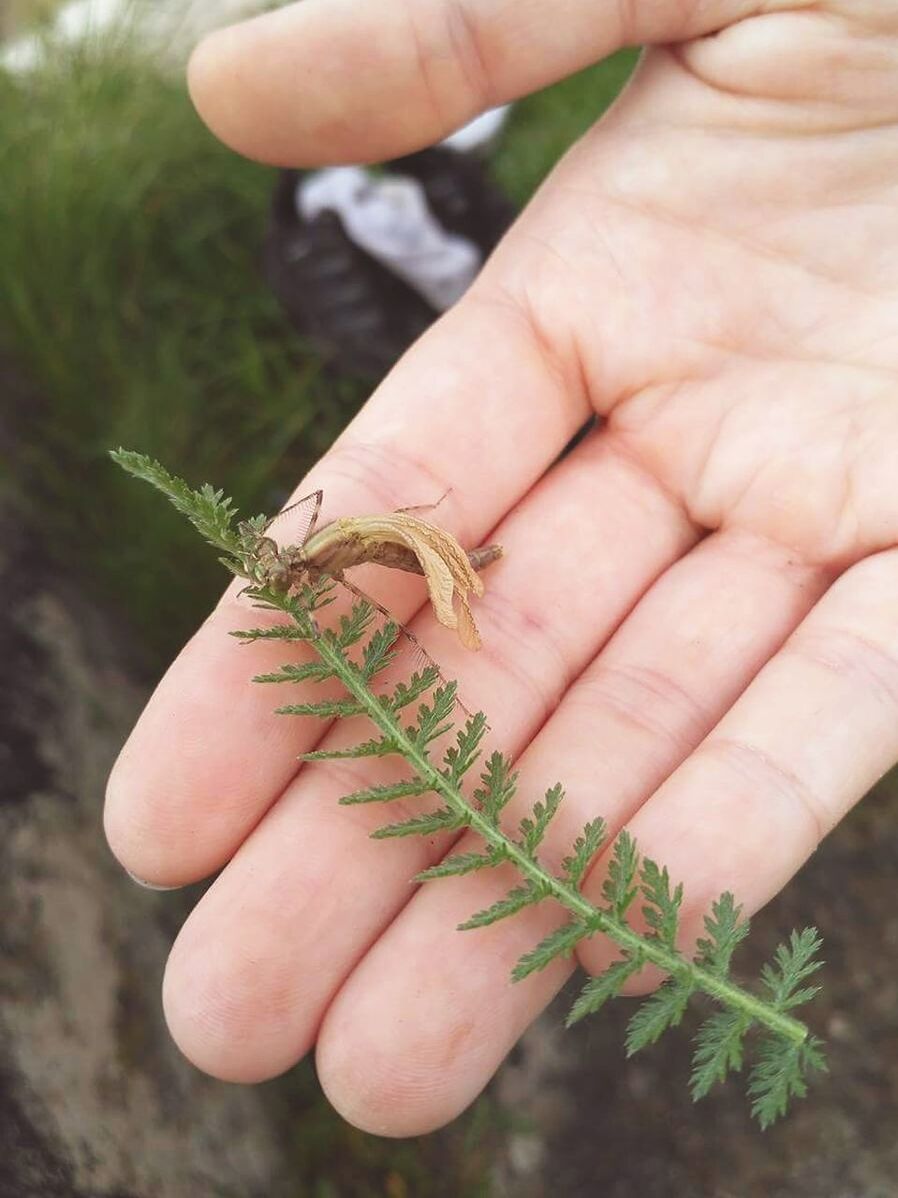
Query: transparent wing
xmin=263 ymin=489 xmax=323 ymax=546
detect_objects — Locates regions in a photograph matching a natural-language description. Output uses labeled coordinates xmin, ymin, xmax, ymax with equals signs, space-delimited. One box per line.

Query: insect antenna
xmin=333 ymin=576 xmax=472 ymax=718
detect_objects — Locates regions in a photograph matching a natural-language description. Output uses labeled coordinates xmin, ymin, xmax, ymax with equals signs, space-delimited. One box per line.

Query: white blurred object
xmin=297 ymin=166 xmax=483 ymax=312
xmin=1 ymin=0 xmax=275 ymax=73
xmin=442 ymin=105 xmax=512 ymax=155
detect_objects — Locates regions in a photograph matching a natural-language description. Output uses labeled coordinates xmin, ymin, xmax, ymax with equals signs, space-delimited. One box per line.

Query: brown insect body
xmin=243 ymin=499 xmax=502 ymax=651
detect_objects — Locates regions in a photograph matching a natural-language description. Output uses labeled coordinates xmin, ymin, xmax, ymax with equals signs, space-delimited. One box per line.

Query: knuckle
xmin=567 ymin=661 xmax=708 ymax=754
xmin=698 ymin=735 xmax=830 ymax=847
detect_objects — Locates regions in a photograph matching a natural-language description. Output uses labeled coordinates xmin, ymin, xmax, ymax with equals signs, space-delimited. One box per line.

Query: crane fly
xmin=236 ymin=489 xmax=502 ymax=658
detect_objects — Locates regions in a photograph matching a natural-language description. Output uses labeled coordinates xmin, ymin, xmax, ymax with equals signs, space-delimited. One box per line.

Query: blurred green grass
xmin=0 ymin=45 xmax=636 ymax=666
xmin=0 ymin=48 xmax=362 ymax=664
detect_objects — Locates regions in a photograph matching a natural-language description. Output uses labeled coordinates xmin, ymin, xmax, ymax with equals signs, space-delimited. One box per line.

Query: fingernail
xmin=126 ymin=869 xmax=181 ymax=892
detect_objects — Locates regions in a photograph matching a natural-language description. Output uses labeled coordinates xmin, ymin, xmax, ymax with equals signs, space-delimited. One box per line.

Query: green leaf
xmin=340 ymin=777 xmax=432 ymax=806
xmin=299 ymin=580 xmax=337 ymax=609
xmin=121 ymin=455 xmax=828 ymax=1128
xmin=275 ymin=698 xmax=366 ymax=719
xmin=475 ymin=753 xmax=517 ymax=826
xmin=566 ymin=956 xmax=643 ymax=1027
xmin=748 ymin=1035 xmax=827 ymax=1129
xmin=625 ymin=978 xmax=694 ymax=1054
xmin=443 ymin=712 xmax=489 ymax=784
xmin=361 ymin=624 xmax=399 ymax=680
xmin=640 ymin=858 xmax=683 ymax=949
xmin=300 ymin=735 xmax=397 ymax=761
xmin=760 ymin=928 xmax=824 ymax=1011
xmin=601 ymin=831 xmax=639 ymax=919
xmin=389 ymin=668 xmax=441 ymax=713
xmin=518 ymin=784 xmax=564 ymax=857
xmin=253 ymin=661 xmax=334 ymax=684
xmin=329 ymin=603 xmax=375 ymax=650
xmin=415 ymin=850 xmax=502 ymax=882
xmin=230 ymin=625 xmax=313 ymax=643
xmin=458 ymin=882 xmax=544 ymax=931
xmin=411 ymin=685 xmax=457 ymax=746
xmin=689 ymin=1010 xmax=751 ymax=1100
xmin=694 ymin=893 xmax=750 ymax=978
xmin=562 ymin=818 xmax=607 ymax=889
xmin=371 ymin=807 xmax=463 ymax=840
xmin=111 ymin=449 xmax=242 ymax=555
xmin=512 ymin=920 xmax=587 ymax=981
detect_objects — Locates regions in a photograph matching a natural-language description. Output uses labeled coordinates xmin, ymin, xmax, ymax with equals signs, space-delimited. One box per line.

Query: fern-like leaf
xmin=330 ymin=604 xmax=375 ymax=649
xmin=361 ymin=623 xmax=399 ymax=680
xmin=443 ymin=713 xmax=488 ymax=784
xmin=300 ymin=735 xmax=397 ymax=761
xmin=640 ymin=857 xmax=683 ymax=949
xmin=115 ymin=451 xmax=829 ymax=1131
xmin=562 ymin=818 xmax=606 ymax=889
xmin=518 ymin=783 xmax=564 ymax=857
xmin=389 ymin=669 xmax=442 ymax=713
xmin=410 ymin=686 xmax=457 ymax=746
xmin=601 ymin=831 xmax=639 ymax=918
xmin=689 ymin=1010 xmax=751 ymax=1100
xmin=415 ymin=850 xmax=502 ymax=882
xmin=625 ymin=977 xmax=694 ymax=1055
xmin=512 ymin=920 xmax=587 ymax=982
xmin=760 ymin=928 xmax=825 ymax=1011
xmin=275 ymin=698 xmax=366 ymax=719
xmin=339 ymin=778 xmax=432 ymax=806
xmin=371 ymin=807 xmax=463 ymax=840
xmin=111 ymin=449 xmax=242 ymax=556
xmin=694 ymin=892 xmax=750 ymax=977
xmin=231 ymin=625 xmax=312 ymax=643
xmin=566 ymin=956 xmax=643 ymax=1026
xmin=474 ymin=752 xmax=517 ymax=826
xmin=253 ymin=662 xmax=334 ymax=685
xmin=748 ymin=1035 xmax=827 ymax=1130
xmin=458 ymin=882 xmax=545 ymax=931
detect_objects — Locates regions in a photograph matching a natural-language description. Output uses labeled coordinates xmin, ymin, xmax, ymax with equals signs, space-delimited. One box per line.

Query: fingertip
xmin=103 ymin=732 xmax=216 ymax=891
xmin=187 ymin=23 xmax=267 ymax=163
xmin=103 ymin=760 xmax=187 ymax=890
xmin=161 ymin=910 xmax=313 ymax=1084
xmin=316 ymin=1012 xmax=456 ymax=1138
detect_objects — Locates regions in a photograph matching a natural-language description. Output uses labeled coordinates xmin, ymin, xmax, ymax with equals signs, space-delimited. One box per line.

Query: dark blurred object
xmin=264 ymin=147 xmax=516 ymax=380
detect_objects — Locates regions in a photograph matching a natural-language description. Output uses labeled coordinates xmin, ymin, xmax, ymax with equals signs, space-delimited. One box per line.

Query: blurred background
xmin=1 ymin=4 xmax=895 ymax=1196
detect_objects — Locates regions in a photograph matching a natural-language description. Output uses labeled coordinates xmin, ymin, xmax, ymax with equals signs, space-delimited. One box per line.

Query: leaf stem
xmin=309 ymin=623 xmax=809 ymax=1049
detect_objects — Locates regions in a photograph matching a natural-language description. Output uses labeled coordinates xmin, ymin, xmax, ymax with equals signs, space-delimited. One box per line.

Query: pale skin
xmin=105 ymin=0 xmax=898 ymax=1136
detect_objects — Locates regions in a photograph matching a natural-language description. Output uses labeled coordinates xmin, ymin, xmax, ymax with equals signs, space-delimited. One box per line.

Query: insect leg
xmin=394 ymin=487 xmax=452 ymax=516
xmin=333 ymin=575 xmax=472 ymax=718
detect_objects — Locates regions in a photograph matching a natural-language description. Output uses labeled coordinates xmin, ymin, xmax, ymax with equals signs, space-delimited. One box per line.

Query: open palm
xmin=106 ymin=0 xmax=898 ymax=1134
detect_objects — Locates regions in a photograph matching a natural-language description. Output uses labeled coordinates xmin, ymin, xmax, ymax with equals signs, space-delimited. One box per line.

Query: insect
xmin=236 ymin=489 xmax=502 ymax=652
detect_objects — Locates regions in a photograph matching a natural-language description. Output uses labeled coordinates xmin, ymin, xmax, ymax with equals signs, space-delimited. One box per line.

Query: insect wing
xmin=263 ymin=489 xmax=323 ymax=547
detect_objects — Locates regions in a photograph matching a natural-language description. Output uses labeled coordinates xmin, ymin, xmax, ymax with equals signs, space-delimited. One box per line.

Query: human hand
xmin=105 ymin=0 xmax=898 ymax=1135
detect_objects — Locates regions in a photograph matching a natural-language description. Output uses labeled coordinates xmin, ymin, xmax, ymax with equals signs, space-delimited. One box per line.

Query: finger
xmin=160 ymin=430 xmax=698 ymax=1082
xmin=187 ymin=0 xmax=759 ymax=165
xmin=105 ymin=294 xmax=589 ymax=887
xmin=578 ymin=546 xmax=898 ymax=981
xmin=314 ymin=529 xmax=830 ymax=1134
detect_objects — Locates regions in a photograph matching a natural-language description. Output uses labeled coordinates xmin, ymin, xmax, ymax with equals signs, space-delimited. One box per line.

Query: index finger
xmin=104 ymin=294 xmax=589 ymax=886
xmin=186 ymin=0 xmax=762 ymax=166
